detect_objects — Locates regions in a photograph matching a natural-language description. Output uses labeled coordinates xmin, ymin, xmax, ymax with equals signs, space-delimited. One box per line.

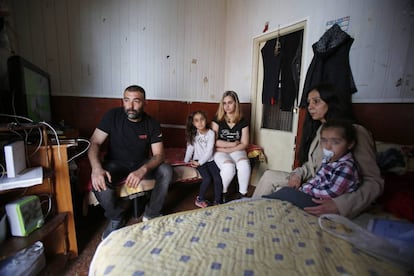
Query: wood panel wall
xmin=52 ymin=96 xmax=413 ymax=156
xmin=352 ymin=103 xmax=414 ymax=145
xmin=51 ymin=96 xmax=251 ymax=148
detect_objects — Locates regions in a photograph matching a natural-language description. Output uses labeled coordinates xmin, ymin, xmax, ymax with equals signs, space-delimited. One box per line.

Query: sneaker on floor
xmin=236 ymin=192 xmax=248 ymax=199
xmin=195 ymin=196 xmax=209 ymax=208
xmin=142 ymin=214 xmax=162 ymax=222
xmin=102 ymin=218 xmax=126 ymax=240
xmin=222 ymin=192 xmax=228 ymax=203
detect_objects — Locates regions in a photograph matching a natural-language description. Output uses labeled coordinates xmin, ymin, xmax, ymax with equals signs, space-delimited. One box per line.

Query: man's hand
xmin=91 ymin=168 xmax=111 ymax=192
xmin=125 ymin=168 xmax=147 ymax=188
xmin=304 ymin=198 xmax=339 ymax=216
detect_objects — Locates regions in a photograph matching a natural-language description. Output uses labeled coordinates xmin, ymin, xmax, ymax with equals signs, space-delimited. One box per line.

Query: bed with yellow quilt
xmin=89 ymin=198 xmax=408 ymax=275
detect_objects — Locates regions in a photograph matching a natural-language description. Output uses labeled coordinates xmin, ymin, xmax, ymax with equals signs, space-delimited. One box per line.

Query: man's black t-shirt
xmin=97 ymin=107 xmax=162 ymax=165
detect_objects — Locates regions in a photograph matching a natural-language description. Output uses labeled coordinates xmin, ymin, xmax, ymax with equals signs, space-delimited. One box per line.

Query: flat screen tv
xmin=4 ymin=55 xmax=52 ymax=123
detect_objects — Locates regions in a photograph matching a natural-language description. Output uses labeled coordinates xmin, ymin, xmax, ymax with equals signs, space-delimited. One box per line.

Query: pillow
xmin=376 ymin=142 xmax=413 ymax=175
xmin=380 ymin=172 xmax=414 ymax=221
xmin=406 ymin=146 xmax=414 ymax=172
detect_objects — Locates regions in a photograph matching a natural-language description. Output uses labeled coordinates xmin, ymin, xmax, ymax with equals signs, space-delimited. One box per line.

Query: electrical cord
xmin=38 ymin=193 xmax=53 ymax=220
xmin=67 ymin=138 xmax=90 ymax=163
xmin=1 ymin=113 xmax=44 ymax=165
xmin=38 ymin=122 xmax=91 ymax=163
xmin=39 ymin=121 xmax=62 ymax=161
xmin=1 ymin=113 xmax=90 ymax=165
xmin=1 ymin=114 xmax=59 ymax=170
xmin=0 ymin=113 xmax=34 ymax=123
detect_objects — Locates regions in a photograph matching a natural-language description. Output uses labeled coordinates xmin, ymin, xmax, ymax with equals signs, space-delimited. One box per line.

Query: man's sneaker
xmin=195 ymin=196 xmax=209 ymax=208
xmin=102 ymin=218 xmax=126 ymax=240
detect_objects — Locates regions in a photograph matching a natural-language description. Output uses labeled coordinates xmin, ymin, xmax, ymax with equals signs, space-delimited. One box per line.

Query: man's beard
xmin=125 ymin=109 xmax=143 ymax=120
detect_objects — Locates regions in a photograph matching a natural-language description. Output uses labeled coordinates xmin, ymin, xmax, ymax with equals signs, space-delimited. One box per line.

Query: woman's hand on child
xmin=304 ymin=198 xmax=339 ymax=216
xmin=287 ymin=173 xmax=301 ymax=189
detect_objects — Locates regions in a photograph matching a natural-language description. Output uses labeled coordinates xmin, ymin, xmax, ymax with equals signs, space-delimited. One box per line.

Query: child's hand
xmin=190 ymin=160 xmax=199 ymax=167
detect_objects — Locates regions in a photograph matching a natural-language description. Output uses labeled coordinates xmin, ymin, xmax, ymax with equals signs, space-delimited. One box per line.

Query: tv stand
xmin=0 ymin=124 xmax=78 ymax=268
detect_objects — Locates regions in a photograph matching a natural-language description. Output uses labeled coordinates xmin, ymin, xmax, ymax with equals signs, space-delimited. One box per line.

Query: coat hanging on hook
xmin=299 ymin=23 xmax=357 ymax=108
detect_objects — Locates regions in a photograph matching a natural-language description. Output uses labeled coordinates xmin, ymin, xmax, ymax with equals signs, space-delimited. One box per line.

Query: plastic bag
xmin=318 ymin=214 xmax=414 ymax=270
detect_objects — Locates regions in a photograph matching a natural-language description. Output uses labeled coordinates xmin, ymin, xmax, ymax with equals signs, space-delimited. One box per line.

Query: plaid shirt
xmin=300 ymin=152 xmax=360 ymax=199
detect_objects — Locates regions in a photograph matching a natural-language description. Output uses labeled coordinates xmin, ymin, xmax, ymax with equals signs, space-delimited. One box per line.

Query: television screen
xmin=5 ymin=55 xmax=52 ymax=123
xmin=23 ymin=66 xmax=51 ymax=122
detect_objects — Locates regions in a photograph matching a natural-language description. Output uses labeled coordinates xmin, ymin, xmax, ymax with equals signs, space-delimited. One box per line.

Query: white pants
xmin=251 ymin=169 xmax=290 ymax=198
xmin=214 ymin=150 xmax=251 ymax=194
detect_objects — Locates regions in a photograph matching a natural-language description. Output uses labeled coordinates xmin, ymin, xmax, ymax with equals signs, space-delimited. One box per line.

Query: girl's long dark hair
xmin=185 ymin=110 xmax=209 ymax=145
xmin=298 ymin=83 xmax=354 ymax=164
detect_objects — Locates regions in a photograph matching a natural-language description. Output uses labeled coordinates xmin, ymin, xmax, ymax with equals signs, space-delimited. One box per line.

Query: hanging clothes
xmin=280 ymin=30 xmax=303 ymax=111
xmin=261 ymin=38 xmax=281 ymax=106
xmin=261 ymin=30 xmax=303 ymax=111
xmin=300 ymin=24 xmax=357 ymax=108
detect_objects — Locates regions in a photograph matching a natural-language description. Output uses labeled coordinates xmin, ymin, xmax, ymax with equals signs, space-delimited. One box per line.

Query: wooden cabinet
xmin=0 ymin=124 xmax=78 ymax=267
xmin=29 ymin=143 xmax=79 ymax=257
xmin=0 ymin=213 xmax=69 ymax=260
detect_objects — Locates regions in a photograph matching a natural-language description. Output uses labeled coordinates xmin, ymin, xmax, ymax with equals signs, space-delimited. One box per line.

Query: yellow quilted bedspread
xmin=89 ymin=199 xmax=405 ymax=275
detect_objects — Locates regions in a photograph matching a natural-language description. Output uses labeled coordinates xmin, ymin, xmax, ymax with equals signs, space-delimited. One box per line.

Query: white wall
xmin=224 ymin=0 xmax=414 ymax=103
xmin=4 ymin=0 xmax=413 ymax=103
xmin=8 ymin=0 xmax=226 ymax=101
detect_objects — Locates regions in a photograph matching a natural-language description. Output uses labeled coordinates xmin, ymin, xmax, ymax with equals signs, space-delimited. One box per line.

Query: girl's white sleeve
xmin=184 ymin=143 xmax=194 ymax=163
xmin=197 ymin=130 xmax=215 ymax=165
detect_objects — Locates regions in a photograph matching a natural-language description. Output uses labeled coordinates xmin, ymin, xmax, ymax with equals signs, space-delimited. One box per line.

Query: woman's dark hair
xmin=185 ymin=110 xmax=209 ymax=145
xmin=298 ymin=83 xmax=354 ymax=164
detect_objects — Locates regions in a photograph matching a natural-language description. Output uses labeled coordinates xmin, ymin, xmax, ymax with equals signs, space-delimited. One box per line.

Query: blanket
xmin=89 ymin=199 xmax=405 ymax=275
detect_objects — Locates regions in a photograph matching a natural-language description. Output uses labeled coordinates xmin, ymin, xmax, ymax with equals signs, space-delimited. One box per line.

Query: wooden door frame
xmin=250 ymin=19 xmax=309 ymax=168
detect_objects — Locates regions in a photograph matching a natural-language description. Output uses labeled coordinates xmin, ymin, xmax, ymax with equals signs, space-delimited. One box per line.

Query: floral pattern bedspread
xmin=89 ymin=199 xmax=404 ymax=276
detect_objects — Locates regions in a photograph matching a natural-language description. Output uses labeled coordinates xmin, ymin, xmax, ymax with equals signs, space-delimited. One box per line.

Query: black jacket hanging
xmin=261 ymin=30 xmax=303 ymax=111
xmin=300 ymin=24 xmax=357 ymax=107
xmin=280 ymin=30 xmax=302 ymax=111
xmin=261 ymin=38 xmax=281 ymax=106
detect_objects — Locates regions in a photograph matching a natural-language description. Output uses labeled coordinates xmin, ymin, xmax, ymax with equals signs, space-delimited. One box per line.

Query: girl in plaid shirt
xmin=300 ymin=119 xmax=360 ymax=199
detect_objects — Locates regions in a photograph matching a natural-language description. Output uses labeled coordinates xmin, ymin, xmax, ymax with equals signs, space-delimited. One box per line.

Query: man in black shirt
xmin=88 ymin=85 xmax=172 ymax=239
